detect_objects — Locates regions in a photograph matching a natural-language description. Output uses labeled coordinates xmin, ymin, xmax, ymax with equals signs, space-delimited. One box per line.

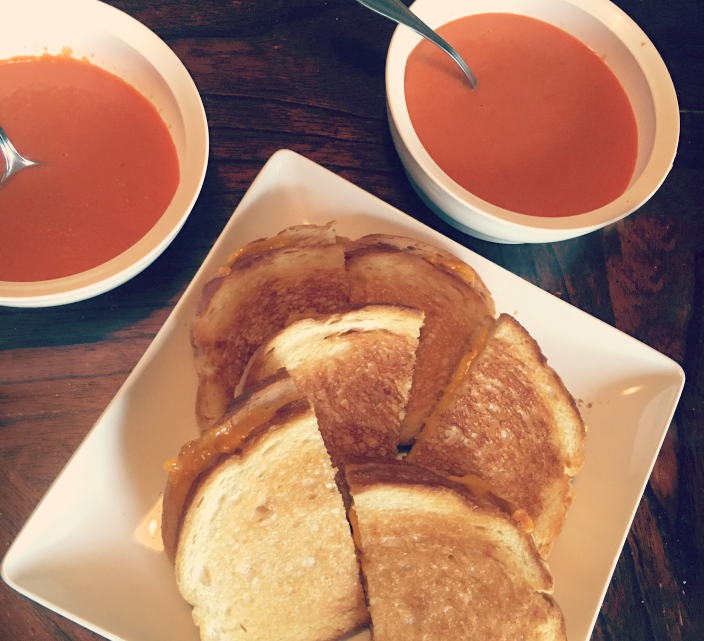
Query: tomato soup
xmin=0 ymin=54 xmax=180 ymax=282
xmin=404 ymin=13 xmax=638 ymax=217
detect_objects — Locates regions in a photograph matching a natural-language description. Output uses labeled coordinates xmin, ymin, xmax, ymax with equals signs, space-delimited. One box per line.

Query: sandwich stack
xmin=162 ymin=222 xmax=585 ymax=641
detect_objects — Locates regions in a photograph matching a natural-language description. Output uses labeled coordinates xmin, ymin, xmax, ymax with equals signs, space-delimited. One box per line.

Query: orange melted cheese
xmin=161 ymin=404 xmax=279 ymax=561
xmin=447 ymin=474 xmax=533 ymax=532
xmin=348 ymin=505 xmax=363 ymax=552
xmin=511 ymin=508 xmax=534 ymax=533
xmin=406 ymin=324 xmax=491 ymax=460
xmin=165 ymin=405 xmax=277 ymax=490
xmin=423 ymin=254 xmax=477 ymax=288
xmin=224 ymin=235 xmax=296 ymax=268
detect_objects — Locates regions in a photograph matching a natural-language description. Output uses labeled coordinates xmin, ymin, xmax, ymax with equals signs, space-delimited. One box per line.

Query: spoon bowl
xmin=0 ymin=126 xmax=38 ymax=184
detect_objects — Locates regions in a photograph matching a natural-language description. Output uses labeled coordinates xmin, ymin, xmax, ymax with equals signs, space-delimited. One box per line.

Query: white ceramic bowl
xmin=386 ymin=0 xmax=679 ymax=244
xmin=0 ymin=0 xmax=209 ymax=307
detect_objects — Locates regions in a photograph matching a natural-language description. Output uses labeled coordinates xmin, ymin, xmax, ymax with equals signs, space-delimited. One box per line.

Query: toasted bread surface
xmin=408 ymin=314 xmax=586 ymax=557
xmin=349 ymin=234 xmax=494 ymax=311
xmin=346 ymin=462 xmax=566 ymax=641
xmin=162 ymin=371 xmax=301 ymax=561
xmin=175 ymin=399 xmax=369 ymax=641
xmin=191 ymin=222 xmax=349 ymax=431
xmin=237 ymin=305 xmax=423 ymax=470
xmin=345 ymin=236 xmax=494 ymax=443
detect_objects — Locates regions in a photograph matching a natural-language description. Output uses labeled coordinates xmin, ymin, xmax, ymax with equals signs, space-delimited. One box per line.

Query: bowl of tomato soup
xmin=0 ymin=0 xmax=208 ymax=306
xmin=386 ymin=0 xmax=679 ymax=243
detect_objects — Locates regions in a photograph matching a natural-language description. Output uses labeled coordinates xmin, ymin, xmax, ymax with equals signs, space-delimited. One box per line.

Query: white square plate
xmin=2 ymin=150 xmax=684 ymax=641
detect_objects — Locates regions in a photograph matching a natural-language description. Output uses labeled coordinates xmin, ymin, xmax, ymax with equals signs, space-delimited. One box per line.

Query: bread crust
xmin=346 ymin=459 xmax=507 ymax=514
xmin=174 ymin=381 xmax=369 ymax=641
xmin=348 ymin=234 xmax=494 ymax=312
xmin=346 ymin=461 xmax=566 ymax=641
xmin=408 ymin=314 xmax=586 ymax=557
xmin=162 ymin=371 xmax=304 ymax=561
xmin=345 ymin=236 xmax=495 ymax=443
xmin=237 ymin=305 xmax=424 ymax=472
xmin=191 ymin=222 xmax=350 ymax=431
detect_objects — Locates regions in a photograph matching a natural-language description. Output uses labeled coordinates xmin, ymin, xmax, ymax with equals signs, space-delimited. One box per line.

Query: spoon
xmin=0 ymin=126 xmax=38 ymax=184
xmin=354 ymin=0 xmax=477 ymax=89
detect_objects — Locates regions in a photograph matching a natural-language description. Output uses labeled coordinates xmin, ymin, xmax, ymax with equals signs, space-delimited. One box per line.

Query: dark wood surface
xmin=1 ymin=1 xmax=702 ymax=639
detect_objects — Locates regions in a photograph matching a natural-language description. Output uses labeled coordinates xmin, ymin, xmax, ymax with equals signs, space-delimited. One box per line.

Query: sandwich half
xmin=162 ymin=371 xmax=369 ymax=641
xmin=191 ymin=221 xmax=350 ymax=431
xmin=236 ymin=304 xmax=424 ymax=473
xmin=346 ymin=461 xmax=567 ymax=641
xmin=407 ymin=313 xmax=586 ymax=557
xmin=345 ymin=234 xmax=495 ymax=444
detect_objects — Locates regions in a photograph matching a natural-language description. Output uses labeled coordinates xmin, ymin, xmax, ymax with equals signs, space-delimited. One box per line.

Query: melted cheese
xmin=511 ymin=508 xmax=534 ymax=533
xmin=447 ymin=472 xmax=495 ymax=498
xmin=406 ymin=324 xmax=490 ymax=460
xmin=348 ymin=505 xmax=363 ymax=552
xmin=162 ymin=404 xmax=281 ymax=560
xmin=423 ymin=254 xmax=477 ymax=288
xmin=224 ymin=235 xmax=295 ymax=268
xmin=447 ymin=474 xmax=534 ymax=532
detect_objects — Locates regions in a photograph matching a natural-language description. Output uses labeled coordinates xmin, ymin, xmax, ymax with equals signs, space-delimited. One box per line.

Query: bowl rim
xmin=386 ymin=0 xmax=680 ymax=236
xmin=0 ymin=0 xmax=209 ymax=307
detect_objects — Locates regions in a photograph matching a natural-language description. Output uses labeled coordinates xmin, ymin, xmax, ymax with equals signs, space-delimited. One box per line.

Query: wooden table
xmin=1 ymin=1 xmax=702 ymax=639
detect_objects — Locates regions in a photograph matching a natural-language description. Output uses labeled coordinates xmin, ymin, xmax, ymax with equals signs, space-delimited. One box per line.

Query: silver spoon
xmin=355 ymin=0 xmax=477 ymax=89
xmin=0 ymin=126 xmax=38 ymax=184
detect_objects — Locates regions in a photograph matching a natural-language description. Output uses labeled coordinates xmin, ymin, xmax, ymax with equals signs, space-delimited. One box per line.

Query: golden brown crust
xmin=191 ymin=223 xmax=350 ymax=431
xmin=162 ymin=372 xmax=307 ymax=562
xmin=345 ymin=239 xmax=495 ymax=444
xmin=349 ymin=234 xmax=494 ymax=313
xmin=237 ymin=305 xmax=424 ymax=471
xmin=346 ymin=460 xmax=507 ymax=515
xmin=175 ymin=398 xmax=370 ymax=641
xmin=285 ymin=329 xmax=417 ymax=467
xmin=408 ymin=314 xmax=586 ymax=557
xmin=346 ymin=461 xmax=565 ymax=641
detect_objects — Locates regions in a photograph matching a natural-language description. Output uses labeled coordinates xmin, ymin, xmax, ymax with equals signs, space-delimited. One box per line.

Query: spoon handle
xmin=355 ymin=0 xmax=477 ymax=89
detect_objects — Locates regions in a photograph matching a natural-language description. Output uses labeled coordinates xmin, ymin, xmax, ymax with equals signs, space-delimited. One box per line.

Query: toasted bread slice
xmin=346 ymin=461 xmax=567 ymax=641
xmin=191 ymin=222 xmax=350 ymax=431
xmin=407 ymin=314 xmax=586 ymax=557
xmin=236 ymin=305 xmax=424 ymax=471
xmin=162 ymin=370 xmax=301 ymax=562
xmin=170 ymin=373 xmax=369 ymax=641
xmin=345 ymin=235 xmax=494 ymax=444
